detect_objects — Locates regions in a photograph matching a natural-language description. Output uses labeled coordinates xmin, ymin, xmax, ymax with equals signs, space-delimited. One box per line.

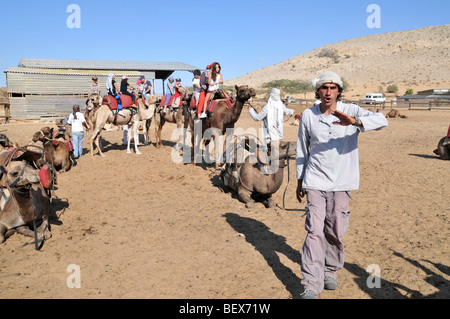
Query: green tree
xmin=405 ymin=88 xmax=414 ymax=95
xmin=262 ymin=79 xmax=313 ymax=98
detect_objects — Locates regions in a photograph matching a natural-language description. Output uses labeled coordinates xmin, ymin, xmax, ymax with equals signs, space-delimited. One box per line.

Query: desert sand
xmin=0 ymin=104 xmax=448 ymax=300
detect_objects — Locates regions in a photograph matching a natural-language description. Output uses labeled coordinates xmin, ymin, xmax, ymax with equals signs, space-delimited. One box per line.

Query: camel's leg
xmin=145 ymin=118 xmax=152 ymax=145
xmin=133 ymin=121 xmax=141 ymax=155
xmin=0 ymin=224 xmax=8 ymax=244
xmin=237 ymin=186 xmax=255 ymax=209
xmin=126 ymin=124 xmax=133 ymax=154
xmin=90 ymin=123 xmax=104 ymax=157
xmin=36 ymin=219 xmax=52 ymax=240
xmin=15 ymin=226 xmax=36 ymax=238
xmin=155 ymin=120 xmax=163 ymax=148
xmin=94 ymin=132 xmax=105 ymax=157
xmin=141 ymin=120 xmax=148 ymax=146
xmin=262 ymin=195 xmax=275 ymax=208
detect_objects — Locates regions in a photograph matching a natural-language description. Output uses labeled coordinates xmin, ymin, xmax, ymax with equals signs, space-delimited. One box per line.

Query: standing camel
xmin=191 ymin=85 xmax=256 ymax=167
xmin=89 ymin=95 xmax=156 ymax=156
xmin=85 ymin=93 xmax=102 ymax=134
xmin=153 ymin=94 xmax=193 ymax=150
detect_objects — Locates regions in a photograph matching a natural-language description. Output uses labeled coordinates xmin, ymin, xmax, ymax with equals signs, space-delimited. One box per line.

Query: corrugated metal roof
xmin=18 ymin=58 xmax=199 ymax=72
xmin=6 ymin=67 xmax=143 ymax=76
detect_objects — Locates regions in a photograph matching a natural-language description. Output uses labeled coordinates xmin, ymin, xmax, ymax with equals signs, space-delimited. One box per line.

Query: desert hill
xmin=224 ymin=25 xmax=450 ymax=100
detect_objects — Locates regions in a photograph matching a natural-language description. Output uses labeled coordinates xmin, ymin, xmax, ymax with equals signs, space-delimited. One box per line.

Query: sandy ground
xmin=0 ymin=106 xmax=448 ymax=300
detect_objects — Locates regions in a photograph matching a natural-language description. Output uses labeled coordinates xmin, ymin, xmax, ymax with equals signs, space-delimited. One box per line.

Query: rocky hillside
xmin=225 ymin=25 xmax=450 ymax=99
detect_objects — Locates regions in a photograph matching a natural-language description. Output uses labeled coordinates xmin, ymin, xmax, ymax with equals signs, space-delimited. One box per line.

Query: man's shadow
xmin=223 ymin=212 xmax=303 ymax=298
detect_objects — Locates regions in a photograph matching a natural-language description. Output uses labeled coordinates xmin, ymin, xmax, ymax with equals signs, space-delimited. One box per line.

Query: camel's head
xmin=146 ymin=94 xmax=158 ymax=105
xmin=32 ymin=127 xmax=53 ymax=143
xmin=87 ymin=94 xmax=101 ymax=111
xmin=278 ymin=140 xmax=296 ymax=159
xmin=259 ymin=141 xmax=296 ymax=166
xmin=1 ymin=160 xmax=40 ymax=188
xmin=89 ymin=94 xmax=101 ymax=104
xmin=235 ymin=85 xmax=256 ymax=102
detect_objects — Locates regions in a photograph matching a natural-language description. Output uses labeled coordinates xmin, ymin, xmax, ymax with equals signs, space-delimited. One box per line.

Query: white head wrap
xmin=311 ymin=71 xmax=343 ymax=89
xmin=266 ymin=88 xmax=284 ymax=142
xmin=106 ymin=73 xmax=115 ymax=94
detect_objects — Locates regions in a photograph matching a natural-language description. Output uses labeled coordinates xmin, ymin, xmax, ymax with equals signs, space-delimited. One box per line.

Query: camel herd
xmin=0 ymin=86 xmax=448 ymax=247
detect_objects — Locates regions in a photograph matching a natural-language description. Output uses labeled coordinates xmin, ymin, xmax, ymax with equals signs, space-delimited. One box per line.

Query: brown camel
xmin=153 ymin=94 xmax=193 ymax=149
xmin=192 ymin=85 xmax=256 ymax=167
xmin=89 ymin=95 xmax=156 ymax=156
xmin=85 ymin=93 xmax=102 ymax=135
xmin=221 ymin=139 xmax=296 ymax=208
xmin=32 ymin=127 xmax=72 ymax=172
xmin=386 ymin=109 xmax=407 ymax=118
xmin=0 ymin=160 xmax=51 ymax=245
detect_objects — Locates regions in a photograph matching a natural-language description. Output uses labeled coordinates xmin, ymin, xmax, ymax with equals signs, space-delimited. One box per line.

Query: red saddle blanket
xmin=160 ymin=95 xmax=185 ymax=107
xmin=38 ymin=165 xmax=53 ymax=189
xmin=207 ymin=98 xmax=234 ymax=114
xmin=102 ymin=94 xmax=137 ymax=110
xmin=52 ymin=140 xmax=73 ymax=152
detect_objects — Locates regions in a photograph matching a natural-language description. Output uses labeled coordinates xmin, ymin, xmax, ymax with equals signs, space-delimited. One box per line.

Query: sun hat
xmin=122 ymin=75 xmax=129 ymax=80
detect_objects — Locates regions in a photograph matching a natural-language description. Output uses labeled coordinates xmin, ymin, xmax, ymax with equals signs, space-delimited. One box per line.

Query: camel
xmin=32 ymin=127 xmax=72 ymax=172
xmin=0 ymin=160 xmax=51 ymax=245
xmin=221 ymin=138 xmax=296 ymax=208
xmin=89 ymin=95 xmax=156 ymax=156
xmin=192 ymin=85 xmax=256 ymax=167
xmin=433 ymin=136 xmax=450 ymax=160
xmin=153 ymin=94 xmax=193 ymax=149
xmin=386 ymin=109 xmax=407 ymax=118
xmin=85 ymin=93 xmax=102 ymax=134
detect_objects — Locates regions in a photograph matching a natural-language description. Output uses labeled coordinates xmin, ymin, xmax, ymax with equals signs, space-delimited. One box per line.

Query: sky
xmin=0 ymin=0 xmax=449 ymax=94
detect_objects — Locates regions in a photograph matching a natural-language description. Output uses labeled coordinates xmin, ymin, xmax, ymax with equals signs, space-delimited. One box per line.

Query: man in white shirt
xmin=296 ymin=71 xmax=388 ymax=299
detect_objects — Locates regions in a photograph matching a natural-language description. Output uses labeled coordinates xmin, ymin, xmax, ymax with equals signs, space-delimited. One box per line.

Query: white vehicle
xmin=364 ymin=93 xmax=386 ymax=104
xmin=283 ymin=96 xmax=298 ymax=104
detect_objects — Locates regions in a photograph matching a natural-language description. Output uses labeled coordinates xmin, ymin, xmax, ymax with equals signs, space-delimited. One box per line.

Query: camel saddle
xmin=160 ymin=95 xmax=184 ymax=108
xmin=206 ymin=89 xmax=234 ymax=114
xmin=102 ymin=94 xmax=137 ymax=110
xmin=207 ymin=98 xmax=234 ymax=114
xmin=52 ymin=139 xmax=73 ymax=153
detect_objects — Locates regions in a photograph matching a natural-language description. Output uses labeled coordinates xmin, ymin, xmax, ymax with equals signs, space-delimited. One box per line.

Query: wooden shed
xmin=4 ymin=58 xmax=199 ymax=120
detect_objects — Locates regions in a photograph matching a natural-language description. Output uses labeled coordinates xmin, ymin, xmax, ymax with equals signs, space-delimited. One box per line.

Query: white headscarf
xmin=265 ymin=88 xmax=285 ymax=142
xmin=106 ymin=73 xmax=115 ymax=94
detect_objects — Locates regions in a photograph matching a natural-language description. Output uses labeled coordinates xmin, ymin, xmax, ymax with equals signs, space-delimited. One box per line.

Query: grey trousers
xmin=301 ymin=189 xmax=351 ymax=294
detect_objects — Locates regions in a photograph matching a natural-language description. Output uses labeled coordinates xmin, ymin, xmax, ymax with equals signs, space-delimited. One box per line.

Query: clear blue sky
xmin=0 ymin=0 xmax=449 ymax=93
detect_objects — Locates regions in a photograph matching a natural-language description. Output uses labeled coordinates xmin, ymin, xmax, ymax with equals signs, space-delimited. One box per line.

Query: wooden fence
xmin=287 ymin=98 xmax=450 ymax=111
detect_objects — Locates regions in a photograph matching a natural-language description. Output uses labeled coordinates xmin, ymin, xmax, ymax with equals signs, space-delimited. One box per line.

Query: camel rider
xmin=163 ymin=76 xmax=176 ymax=114
xmin=106 ymin=73 xmax=125 ymax=117
xmin=91 ymin=76 xmax=101 ymax=96
xmin=248 ymin=88 xmax=294 ymax=144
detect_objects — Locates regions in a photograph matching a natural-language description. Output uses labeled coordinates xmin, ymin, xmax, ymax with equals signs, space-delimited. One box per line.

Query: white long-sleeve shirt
xmin=249 ymin=103 xmax=294 ymax=142
xmin=296 ymin=101 xmax=388 ymax=191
